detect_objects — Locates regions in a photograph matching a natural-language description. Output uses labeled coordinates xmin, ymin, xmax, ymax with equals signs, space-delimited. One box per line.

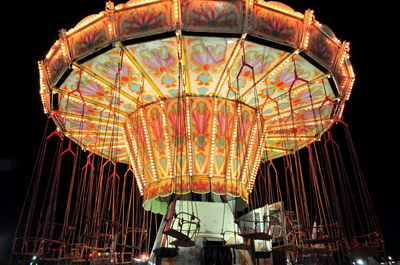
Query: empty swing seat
xmin=163 ymin=212 xmax=201 ymax=247
xmin=239 ymin=232 xmax=273 ymax=241
xmin=170 ymin=239 xmax=196 ymax=247
xmin=225 ymin=243 xmax=250 ymax=250
xmin=163 ymin=229 xmax=191 ymax=242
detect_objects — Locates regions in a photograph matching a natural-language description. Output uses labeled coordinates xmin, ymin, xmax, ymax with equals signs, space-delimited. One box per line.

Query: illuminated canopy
xmin=39 ymin=0 xmax=354 ymax=210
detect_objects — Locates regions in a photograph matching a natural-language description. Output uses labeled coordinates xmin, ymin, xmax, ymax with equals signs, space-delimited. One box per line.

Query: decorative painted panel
xmin=306 ymin=24 xmax=340 ymax=68
xmin=251 ymin=4 xmax=302 ymax=48
xmin=45 ymin=41 xmax=69 ymax=86
xmin=68 ymin=16 xmax=110 ymax=59
xmin=185 ymin=36 xmax=237 ymax=96
xmin=116 ymin=1 xmax=173 ymax=40
xmin=183 ymin=0 xmax=242 ymax=33
xmin=127 ymin=38 xmax=179 ymax=97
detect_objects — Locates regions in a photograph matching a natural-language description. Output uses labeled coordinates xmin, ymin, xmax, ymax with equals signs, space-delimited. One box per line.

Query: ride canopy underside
xmin=39 ymin=0 xmax=355 ymax=213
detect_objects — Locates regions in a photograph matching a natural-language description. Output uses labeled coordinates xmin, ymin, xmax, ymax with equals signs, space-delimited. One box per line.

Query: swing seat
xmin=171 ymin=239 xmax=195 ymax=247
xmin=239 ymin=232 xmax=273 ymax=241
xmin=163 ymin=228 xmax=191 ymax=241
xmin=225 ymin=243 xmax=250 ymax=250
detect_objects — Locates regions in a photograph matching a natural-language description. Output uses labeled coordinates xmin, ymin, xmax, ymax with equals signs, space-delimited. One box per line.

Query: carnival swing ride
xmin=12 ymin=0 xmax=384 ymax=264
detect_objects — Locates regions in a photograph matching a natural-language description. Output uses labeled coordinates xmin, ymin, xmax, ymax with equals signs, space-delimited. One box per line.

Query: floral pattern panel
xmin=190 ymin=97 xmax=213 ymax=193
xmin=68 ymin=17 xmax=110 ymax=60
xmin=213 ymin=100 xmax=235 ymax=178
xmin=45 ymin=42 xmax=69 ymax=86
xmin=306 ymin=24 xmax=340 ymax=68
xmin=83 ymin=47 xmax=157 ymax=106
xmin=165 ymin=99 xmax=191 ymax=194
xmin=256 ymin=55 xmax=325 ymax=116
xmin=186 ymin=36 xmax=236 ymax=96
xmin=183 ymin=0 xmax=242 ymax=33
xmin=116 ymin=2 xmax=172 ymax=40
xmin=58 ymin=68 xmax=138 ymax=115
xmin=127 ymin=38 xmax=180 ymax=97
xmin=144 ymin=103 xmax=171 ymax=182
xmin=220 ymin=40 xmax=286 ymax=101
xmin=252 ymin=5 xmax=302 ymax=48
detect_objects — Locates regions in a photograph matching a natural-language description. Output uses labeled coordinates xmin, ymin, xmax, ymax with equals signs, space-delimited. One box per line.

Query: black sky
xmin=0 ymin=0 xmax=399 ymax=261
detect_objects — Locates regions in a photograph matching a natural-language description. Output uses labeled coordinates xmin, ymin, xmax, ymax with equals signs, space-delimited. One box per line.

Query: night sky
xmin=0 ymin=0 xmax=399 ymax=262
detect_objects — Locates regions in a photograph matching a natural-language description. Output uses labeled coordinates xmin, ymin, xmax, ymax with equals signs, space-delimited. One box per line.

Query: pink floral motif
xmin=270 ymin=68 xmax=304 ymax=91
xmin=142 ymin=49 xmax=176 ymax=76
xmin=80 ymin=80 xmax=111 ymax=101
xmin=132 ymin=116 xmax=147 ymax=148
xmin=191 ymin=45 xmax=225 ymax=73
xmin=188 ymin=2 xmax=237 ymax=27
xmin=169 ymin=106 xmax=185 ymax=137
xmin=309 ymin=33 xmax=334 ymax=65
xmin=141 ymin=48 xmax=177 ymax=88
xmin=74 ymin=27 xmax=107 ymax=55
xmin=216 ymin=105 xmax=233 ymax=153
xmin=49 ymin=56 xmax=67 ymax=82
xmin=67 ymin=119 xmax=98 ymax=132
xmin=217 ymin=107 xmax=233 ymax=138
xmin=233 ymin=50 xmax=272 ymax=90
xmin=192 ymin=102 xmax=211 ymax=135
xmin=191 ymin=44 xmax=225 ymax=86
xmin=290 ymin=87 xmax=324 ymax=108
xmin=98 ymin=61 xmax=143 ymax=96
xmin=168 ymin=104 xmax=186 ymax=151
xmin=121 ymin=7 xmax=166 ymax=34
xmin=148 ymin=109 xmax=163 ymax=140
xmin=256 ymin=11 xmax=297 ymax=44
xmin=240 ymin=50 xmax=272 ymax=78
xmin=237 ymin=111 xmax=251 ymax=141
xmin=63 ymin=100 xmax=98 ymax=115
xmin=192 ymin=102 xmax=211 ymax=151
xmin=102 ymin=62 xmax=131 ymax=83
